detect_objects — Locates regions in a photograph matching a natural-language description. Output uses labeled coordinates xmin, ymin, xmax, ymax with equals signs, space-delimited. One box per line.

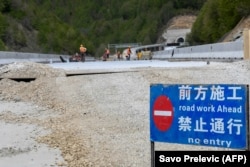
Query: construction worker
xmin=79 ymin=44 xmax=87 ymax=62
xmin=105 ymin=48 xmax=110 ymax=59
xmin=137 ymin=51 xmax=142 ymax=60
xmin=103 ymin=49 xmax=107 ymax=61
xmin=117 ymin=51 xmax=121 ymax=60
xmin=126 ymin=46 xmax=132 ymax=60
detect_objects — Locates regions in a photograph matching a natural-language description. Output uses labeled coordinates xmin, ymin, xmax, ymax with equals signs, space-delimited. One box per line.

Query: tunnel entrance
xmin=177 ymin=37 xmax=185 ymax=43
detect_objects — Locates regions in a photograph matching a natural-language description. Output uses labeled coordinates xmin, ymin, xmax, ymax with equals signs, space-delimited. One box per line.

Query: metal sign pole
xmin=247 ymin=85 xmax=250 ymax=151
xmin=151 ymin=141 xmax=155 ymax=167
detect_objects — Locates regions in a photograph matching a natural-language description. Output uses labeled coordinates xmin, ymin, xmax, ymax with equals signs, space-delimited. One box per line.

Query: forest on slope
xmin=0 ymin=0 xmax=205 ymax=57
xmin=187 ymin=0 xmax=250 ymax=45
xmin=0 ymin=0 xmax=250 ymax=57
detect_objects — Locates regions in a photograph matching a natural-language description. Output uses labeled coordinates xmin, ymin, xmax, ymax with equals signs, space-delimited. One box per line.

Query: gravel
xmin=0 ymin=60 xmax=249 ymax=166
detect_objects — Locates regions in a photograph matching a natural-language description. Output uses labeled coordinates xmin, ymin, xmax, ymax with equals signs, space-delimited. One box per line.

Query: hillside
xmin=166 ymin=15 xmax=197 ymax=29
xmin=0 ymin=0 xmax=205 ymax=56
xmin=187 ymin=0 xmax=250 ymax=45
xmin=221 ymin=15 xmax=250 ymax=42
xmin=164 ymin=15 xmax=250 ymax=43
xmin=1 ymin=0 xmax=250 ymax=55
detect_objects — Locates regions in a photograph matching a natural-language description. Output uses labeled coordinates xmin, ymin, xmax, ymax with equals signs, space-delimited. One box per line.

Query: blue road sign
xmin=150 ymin=84 xmax=249 ymax=149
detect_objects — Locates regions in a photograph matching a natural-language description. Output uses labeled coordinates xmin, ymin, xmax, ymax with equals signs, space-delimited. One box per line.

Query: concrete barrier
xmin=152 ymin=41 xmax=244 ymax=61
xmin=0 ymin=51 xmax=66 ymax=65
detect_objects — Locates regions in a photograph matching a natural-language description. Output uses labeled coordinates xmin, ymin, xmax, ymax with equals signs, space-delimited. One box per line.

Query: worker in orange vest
xmin=126 ymin=46 xmax=132 ymax=60
xmin=79 ymin=44 xmax=87 ymax=62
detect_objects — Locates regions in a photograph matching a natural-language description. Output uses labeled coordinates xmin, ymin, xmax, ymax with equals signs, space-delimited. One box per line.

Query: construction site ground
xmin=0 ymin=60 xmax=249 ymax=166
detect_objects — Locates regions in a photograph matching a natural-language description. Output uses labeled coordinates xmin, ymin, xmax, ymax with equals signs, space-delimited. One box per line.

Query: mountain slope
xmin=221 ymin=15 xmax=250 ymax=42
xmin=0 ymin=0 xmax=205 ymax=56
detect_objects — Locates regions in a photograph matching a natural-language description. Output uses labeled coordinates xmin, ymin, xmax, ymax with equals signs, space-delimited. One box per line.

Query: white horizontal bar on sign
xmin=154 ymin=110 xmax=172 ymax=116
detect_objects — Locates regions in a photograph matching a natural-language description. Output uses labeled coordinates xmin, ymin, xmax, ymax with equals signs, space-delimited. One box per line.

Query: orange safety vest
xmin=106 ymin=49 xmax=110 ymax=54
xmin=127 ymin=48 xmax=131 ymax=55
xmin=80 ymin=46 xmax=87 ymax=53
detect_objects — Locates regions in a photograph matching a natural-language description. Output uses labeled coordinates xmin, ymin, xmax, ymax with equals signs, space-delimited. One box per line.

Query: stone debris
xmin=0 ymin=60 xmax=249 ymax=166
xmin=0 ymin=62 xmax=66 ymax=78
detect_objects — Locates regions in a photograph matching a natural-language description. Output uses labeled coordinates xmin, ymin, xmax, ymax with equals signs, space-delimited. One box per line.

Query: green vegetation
xmin=187 ymin=0 xmax=250 ymax=45
xmin=0 ymin=0 xmax=206 ymax=57
xmin=4 ymin=0 xmax=249 ymax=57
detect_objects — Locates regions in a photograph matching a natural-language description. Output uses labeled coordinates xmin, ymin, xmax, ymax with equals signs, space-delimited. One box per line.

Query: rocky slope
xmin=166 ymin=15 xmax=197 ymax=29
xmin=221 ymin=15 xmax=250 ymax=42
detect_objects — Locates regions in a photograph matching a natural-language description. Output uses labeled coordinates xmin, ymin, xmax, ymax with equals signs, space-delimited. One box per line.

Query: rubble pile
xmin=0 ymin=62 xmax=66 ymax=78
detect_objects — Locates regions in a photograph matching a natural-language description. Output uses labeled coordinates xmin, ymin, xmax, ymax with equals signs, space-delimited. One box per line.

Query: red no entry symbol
xmin=153 ymin=95 xmax=174 ymax=131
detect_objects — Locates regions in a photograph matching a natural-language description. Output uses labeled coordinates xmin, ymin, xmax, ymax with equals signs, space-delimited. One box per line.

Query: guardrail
xmin=152 ymin=41 xmax=244 ymax=61
xmin=108 ymin=43 xmax=141 ymax=49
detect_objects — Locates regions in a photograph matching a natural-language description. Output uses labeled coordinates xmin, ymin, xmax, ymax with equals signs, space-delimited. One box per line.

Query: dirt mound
xmin=0 ymin=62 xmax=66 ymax=78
